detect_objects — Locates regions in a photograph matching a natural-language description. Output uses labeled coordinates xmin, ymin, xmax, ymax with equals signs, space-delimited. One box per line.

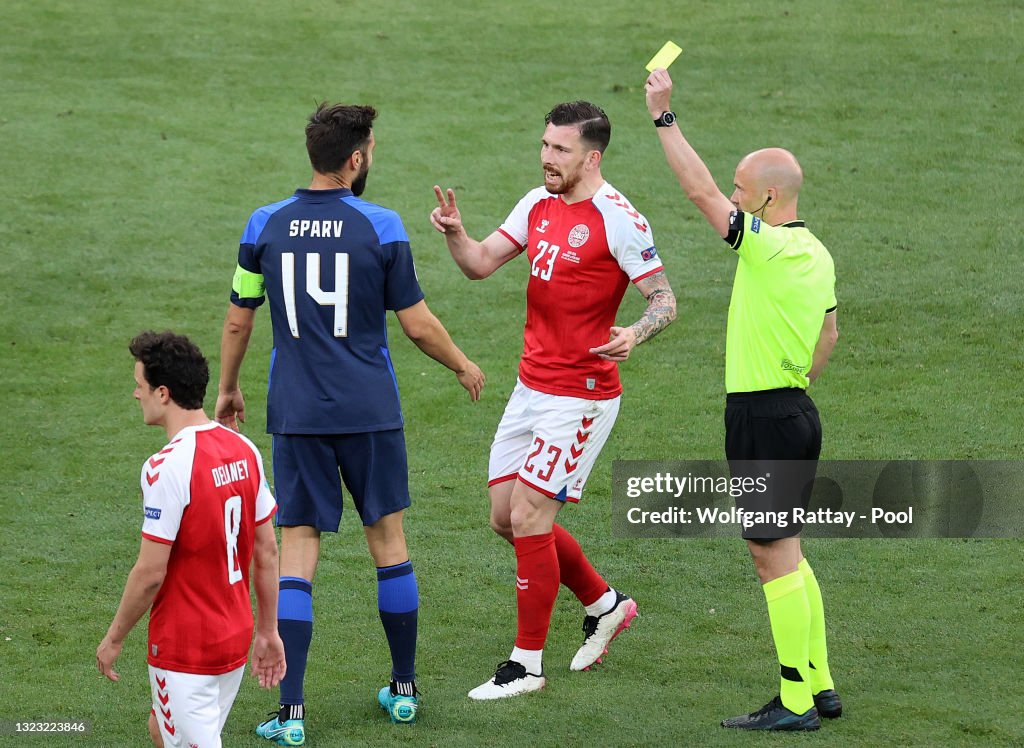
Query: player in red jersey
xmin=431 ymin=101 xmax=677 ymax=698
xmin=97 ymin=331 xmax=286 ymax=747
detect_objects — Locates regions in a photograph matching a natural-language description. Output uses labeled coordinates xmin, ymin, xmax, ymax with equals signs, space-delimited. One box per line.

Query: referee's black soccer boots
xmin=721 ymin=695 xmax=821 ymax=731
xmin=813 ymin=688 xmax=843 ymax=719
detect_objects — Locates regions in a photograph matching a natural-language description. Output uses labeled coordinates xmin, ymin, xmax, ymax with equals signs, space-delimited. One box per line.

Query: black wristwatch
xmin=653 ymin=111 xmax=676 ymax=128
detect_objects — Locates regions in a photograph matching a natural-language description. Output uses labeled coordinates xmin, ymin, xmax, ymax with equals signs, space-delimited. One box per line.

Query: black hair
xmin=129 ymin=331 xmax=208 ymax=410
xmin=544 ymin=101 xmax=611 ymax=153
xmin=305 ymin=103 xmax=377 ymax=174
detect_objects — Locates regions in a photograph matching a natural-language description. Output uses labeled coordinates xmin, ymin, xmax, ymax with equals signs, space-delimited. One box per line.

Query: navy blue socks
xmin=277 ymin=576 xmax=313 ymax=707
xmin=377 ymin=561 xmax=419 ymax=691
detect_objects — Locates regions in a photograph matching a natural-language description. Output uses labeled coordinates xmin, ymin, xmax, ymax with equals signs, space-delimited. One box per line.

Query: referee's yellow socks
xmin=763 ymin=570 xmax=813 ymax=715
xmin=799 ymin=558 xmax=835 ymax=694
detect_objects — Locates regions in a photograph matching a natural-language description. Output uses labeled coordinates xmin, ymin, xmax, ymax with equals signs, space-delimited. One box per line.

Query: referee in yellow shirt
xmin=645 ymin=68 xmax=840 ymax=731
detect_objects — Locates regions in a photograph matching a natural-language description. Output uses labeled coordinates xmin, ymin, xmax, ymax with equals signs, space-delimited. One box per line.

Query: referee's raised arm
xmin=644 ymin=68 xmax=734 ymax=237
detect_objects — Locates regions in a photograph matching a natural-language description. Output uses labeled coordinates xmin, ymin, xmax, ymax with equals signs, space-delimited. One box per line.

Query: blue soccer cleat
xmin=378 ymin=682 xmax=419 ymax=724
xmin=255 ymin=709 xmax=305 ymax=745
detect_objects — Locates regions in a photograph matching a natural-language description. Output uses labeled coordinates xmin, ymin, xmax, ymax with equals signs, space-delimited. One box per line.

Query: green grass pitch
xmin=1 ymin=0 xmax=1022 ymax=745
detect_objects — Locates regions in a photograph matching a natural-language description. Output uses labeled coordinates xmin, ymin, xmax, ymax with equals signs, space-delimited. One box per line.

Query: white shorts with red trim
xmin=488 ymin=380 xmax=620 ymax=502
xmin=149 ymin=664 xmax=244 ymax=748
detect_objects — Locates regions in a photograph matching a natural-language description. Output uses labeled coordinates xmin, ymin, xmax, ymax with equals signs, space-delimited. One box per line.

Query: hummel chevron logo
xmin=516 ymin=576 xmax=529 ymax=590
xmin=565 ymin=414 xmax=596 ymax=474
xmin=146 ymin=472 xmax=160 ymax=486
xmin=154 ymin=671 xmax=173 ymax=735
xmin=148 ymin=456 xmax=165 ymax=469
xmin=607 ymin=193 xmax=647 ymax=234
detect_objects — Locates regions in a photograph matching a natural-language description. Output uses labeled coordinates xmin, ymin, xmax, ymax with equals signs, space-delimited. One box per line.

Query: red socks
xmin=513 ymin=526 xmax=607 ymax=649
xmin=513 ymin=532 xmax=559 ymax=649
xmin=553 ymin=523 xmax=607 ymax=607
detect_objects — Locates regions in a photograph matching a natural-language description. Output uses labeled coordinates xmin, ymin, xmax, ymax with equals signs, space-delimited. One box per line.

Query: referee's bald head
xmin=737 ymin=148 xmax=803 ymax=209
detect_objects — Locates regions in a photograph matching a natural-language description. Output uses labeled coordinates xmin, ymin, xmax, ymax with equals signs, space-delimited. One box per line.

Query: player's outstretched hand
xmin=645 ymin=68 xmax=674 ymax=118
xmin=250 ymin=630 xmax=287 ymax=689
xmin=456 ymin=360 xmax=486 ymax=401
xmin=430 ymin=185 xmax=465 ymax=235
xmin=590 ymin=326 xmax=637 ymax=362
xmin=215 ymin=389 xmax=246 ymax=432
xmin=96 ymin=637 xmax=123 ymax=682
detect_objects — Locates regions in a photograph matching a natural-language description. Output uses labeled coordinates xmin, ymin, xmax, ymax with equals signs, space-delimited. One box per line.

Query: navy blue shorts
xmin=271 ymin=429 xmax=411 ymax=531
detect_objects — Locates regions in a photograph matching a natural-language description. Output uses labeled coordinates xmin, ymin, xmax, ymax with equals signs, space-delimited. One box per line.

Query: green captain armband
xmin=232 ymin=264 xmax=265 ymax=299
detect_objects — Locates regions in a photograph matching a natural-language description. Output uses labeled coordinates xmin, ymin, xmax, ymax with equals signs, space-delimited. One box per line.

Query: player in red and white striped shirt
xmin=431 ymin=101 xmax=678 ymax=699
xmin=97 ymin=331 xmax=285 ymax=747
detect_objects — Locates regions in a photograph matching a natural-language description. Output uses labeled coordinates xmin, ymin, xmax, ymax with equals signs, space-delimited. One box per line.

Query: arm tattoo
xmin=630 ymin=272 xmax=677 ymax=346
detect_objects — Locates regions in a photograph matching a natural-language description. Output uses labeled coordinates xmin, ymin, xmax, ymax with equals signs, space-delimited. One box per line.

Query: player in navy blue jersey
xmin=216 ymin=103 xmax=485 ymax=744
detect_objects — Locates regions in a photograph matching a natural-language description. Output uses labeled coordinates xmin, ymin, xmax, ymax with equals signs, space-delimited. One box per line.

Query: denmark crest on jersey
xmin=567 ymin=223 xmax=590 ymax=248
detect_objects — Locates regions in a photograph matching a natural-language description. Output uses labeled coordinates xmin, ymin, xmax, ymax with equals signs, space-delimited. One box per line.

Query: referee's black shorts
xmin=725 ymin=388 xmax=822 ymax=540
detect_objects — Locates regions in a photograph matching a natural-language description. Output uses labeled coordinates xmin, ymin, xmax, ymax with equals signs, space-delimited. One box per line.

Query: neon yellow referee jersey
xmin=723 ymin=210 xmax=836 ymax=393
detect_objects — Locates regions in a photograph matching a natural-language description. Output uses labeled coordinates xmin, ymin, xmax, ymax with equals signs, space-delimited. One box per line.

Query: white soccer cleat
xmin=468 ymin=660 xmax=546 ymax=700
xmin=570 ymin=592 xmax=638 ymax=671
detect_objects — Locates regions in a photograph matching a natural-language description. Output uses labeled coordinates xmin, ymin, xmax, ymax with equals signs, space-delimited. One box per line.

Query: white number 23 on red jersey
xmin=530 ymin=240 xmax=559 ymax=281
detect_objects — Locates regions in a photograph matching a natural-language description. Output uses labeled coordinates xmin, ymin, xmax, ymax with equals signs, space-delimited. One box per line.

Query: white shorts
xmin=488 ymin=380 xmax=620 ymax=502
xmin=149 ymin=664 xmax=245 ymax=748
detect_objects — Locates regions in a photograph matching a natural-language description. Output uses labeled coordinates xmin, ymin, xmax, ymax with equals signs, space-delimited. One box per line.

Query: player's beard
xmin=543 ymin=164 xmax=582 ymax=195
xmin=351 ymin=161 xmax=370 ymax=196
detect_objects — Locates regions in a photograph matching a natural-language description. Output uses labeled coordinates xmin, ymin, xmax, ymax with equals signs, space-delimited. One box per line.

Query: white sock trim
xmin=585 ymin=588 xmax=617 ymax=618
xmin=509 ymin=646 xmax=543 ymax=675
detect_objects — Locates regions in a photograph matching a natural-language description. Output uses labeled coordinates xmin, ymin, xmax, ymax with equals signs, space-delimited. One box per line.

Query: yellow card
xmin=645 ymin=41 xmax=682 ymax=72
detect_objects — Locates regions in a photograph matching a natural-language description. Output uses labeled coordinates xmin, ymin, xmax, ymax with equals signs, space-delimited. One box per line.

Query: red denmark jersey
xmin=498 ymin=182 xmax=663 ymax=399
xmin=140 ymin=422 xmax=276 ymax=675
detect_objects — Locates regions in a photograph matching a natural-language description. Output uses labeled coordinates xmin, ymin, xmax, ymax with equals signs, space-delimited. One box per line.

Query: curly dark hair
xmin=305 ymin=103 xmax=377 ymax=174
xmin=545 ymin=101 xmax=611 ymax=153
xmin=129 ymin=331 xmax=208 ymax=410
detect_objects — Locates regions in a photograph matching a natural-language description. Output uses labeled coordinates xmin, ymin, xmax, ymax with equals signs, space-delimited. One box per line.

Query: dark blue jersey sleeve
xmin=344 ymin=198 xmax=424 ymax=311
xmin=384 ymin=240 xmax=425 ymax=311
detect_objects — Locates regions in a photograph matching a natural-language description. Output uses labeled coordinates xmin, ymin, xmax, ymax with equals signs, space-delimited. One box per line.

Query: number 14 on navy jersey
xmin=230 ymin=188 xmax=424 ymax=434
